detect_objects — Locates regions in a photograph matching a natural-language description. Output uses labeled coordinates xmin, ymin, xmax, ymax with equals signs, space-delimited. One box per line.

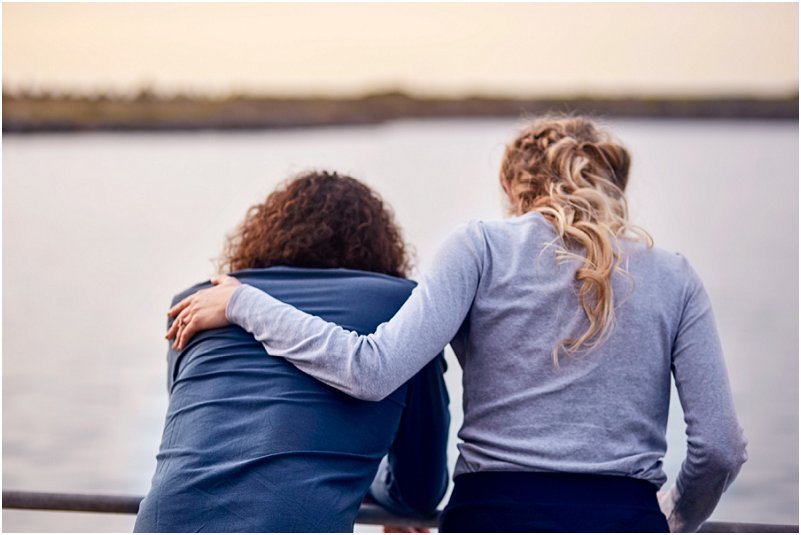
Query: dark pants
xmin=439 ymin=471 xmax=669 ymax=533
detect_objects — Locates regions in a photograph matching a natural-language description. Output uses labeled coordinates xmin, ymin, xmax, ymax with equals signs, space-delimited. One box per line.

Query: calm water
xmin=3 ymin=119 xmax=798 ymax=532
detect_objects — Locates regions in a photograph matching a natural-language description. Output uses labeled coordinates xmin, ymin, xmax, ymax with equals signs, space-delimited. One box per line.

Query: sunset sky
xmin=3 ymin=3 xmax=798 ymax=98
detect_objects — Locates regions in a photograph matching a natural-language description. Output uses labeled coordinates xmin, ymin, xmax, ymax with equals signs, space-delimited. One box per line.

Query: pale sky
xmin=3 ymin=3 xmax=798 ymax=97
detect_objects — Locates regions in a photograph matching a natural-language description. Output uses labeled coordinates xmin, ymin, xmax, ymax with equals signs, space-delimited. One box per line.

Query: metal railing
xmin=3 ymin=490 xmax=437 ymax=528
xmin=3 ymin=490 xmax=797 ymax=532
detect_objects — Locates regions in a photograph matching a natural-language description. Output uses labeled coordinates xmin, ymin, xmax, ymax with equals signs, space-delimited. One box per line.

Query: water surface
xmin=3 ymin=119 xmax=798 ymax=531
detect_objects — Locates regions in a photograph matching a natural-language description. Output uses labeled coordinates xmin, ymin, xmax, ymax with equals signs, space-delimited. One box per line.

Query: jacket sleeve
xmin=368 ymin=354 xmax=450 ymax=517
xmin=661 ymin=259 xmax=748 ymax=532
xmin=226 ymin=223 xmax=484 ymax=401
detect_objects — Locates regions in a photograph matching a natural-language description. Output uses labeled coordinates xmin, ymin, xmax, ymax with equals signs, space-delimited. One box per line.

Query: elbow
xmin=405 ymin=500 xmax=442 ymax=520
xmin=325 ymin=373 xmax=392 ymax=401
xmin=346 ymin=365 xmax=397 ymax=401
xmin=699 ymin=440 xmax=748 ymax=476
xmin=720 ymin=428 xmax=749 ymax=472
xmin=404 ymin=479 xmax=448 ymax=518
xmin=721 ymin=442 xmax=748 ymax=474
xmin=690 ymin=426 xmax=748 ymax=475
xmin=352 ymin=389 xmax=386 ymax=403
xmin=348 ymin=382 xmax=394 ymax=402
xmin=340 ymin=338 xmax=397 ymax=402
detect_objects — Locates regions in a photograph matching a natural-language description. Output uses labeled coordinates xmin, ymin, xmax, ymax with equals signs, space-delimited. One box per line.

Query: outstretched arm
xmin=225 ymin=223 xmax=484 ymax=400
xmin=661 ymin=260 xmax=748 ymax=532
xmin=166 ymin=223 xmax=485 ymax=400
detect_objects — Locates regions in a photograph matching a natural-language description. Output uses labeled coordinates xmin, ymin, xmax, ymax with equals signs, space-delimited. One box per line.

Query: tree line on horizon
xmin=3 ymin=87 xmax=798 ymax=133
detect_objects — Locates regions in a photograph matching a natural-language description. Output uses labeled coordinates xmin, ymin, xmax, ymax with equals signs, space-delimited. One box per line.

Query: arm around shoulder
xmin=226 ymin=222 xmax=484 ymax=401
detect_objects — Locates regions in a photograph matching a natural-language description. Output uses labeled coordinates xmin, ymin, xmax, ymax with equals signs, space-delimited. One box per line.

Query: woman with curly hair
xmin=170 ymin=117 xmax=747 ymax=532
xmin=137 ymin=171 xmax=449 ymax=532
xmin=218 ymin=171 xmax=411 ymax=277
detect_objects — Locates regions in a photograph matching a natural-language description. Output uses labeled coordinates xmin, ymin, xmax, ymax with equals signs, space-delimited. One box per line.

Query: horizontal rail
xmin=3 ymin=490 xmax=797 ymax=532
xmin=2 ymin=490 xmax=436 ymax=528
xmin=3 ymin=491 xmax=140 ymax=515
xmin=698 ymin=522 xmax=798 ymax=533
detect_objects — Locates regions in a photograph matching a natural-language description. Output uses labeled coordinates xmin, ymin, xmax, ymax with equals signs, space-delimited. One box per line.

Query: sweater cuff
xmin=226 ymin=284 xmax=263 ymax=327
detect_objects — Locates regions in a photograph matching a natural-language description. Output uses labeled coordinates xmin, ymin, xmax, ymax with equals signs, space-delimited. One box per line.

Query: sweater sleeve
xmin=662 ymin=259 xmax=748 ymax=532
xmin=226 ymin=223 xmax=484 ymax=401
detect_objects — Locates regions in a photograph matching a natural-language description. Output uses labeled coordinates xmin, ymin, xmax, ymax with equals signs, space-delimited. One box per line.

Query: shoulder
xmin=640 ymin=244 xmax=700 ymax=279
xmin=465 ymin=212 xmax=556 ymax=243
xmin=234 ymin=265 xmax=414 ymax=286
xmin=170 ymin=280 xmax=212 ymax=306
xmin=314 ymin=268 xmax=418 ymax=304
xmin=173 ymin=266 xmax=416 ymax=305
xmin=441 ymin=215 xmax=535 ymax=251
xmin=445 ymin=213 xmax=556 ymax=258
xmin=624 ymin=242 xmax=705 ymax=298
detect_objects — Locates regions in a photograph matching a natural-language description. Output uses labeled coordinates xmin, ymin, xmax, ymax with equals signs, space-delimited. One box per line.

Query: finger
xmin=172 ymin=321 xmax=183 ymax=350
xmin=167 ymin=311 xmax=185 ymax=340
xmin=177 ymin=319 xmax=198 ymax=351
xmin=175 ymin=309 xmax=192 ymax=341
xmin=167 ymin=309 xmax=190 ymax=340
xmin=176 ymin=316 xmax=191 ymax=350
xmin=166 ymin=319 xmax=179 ymax=340
xmin=167 ymin=297 xmax=192 ymax=318
xmin=170 ymin=310 xmax=193 ymax=345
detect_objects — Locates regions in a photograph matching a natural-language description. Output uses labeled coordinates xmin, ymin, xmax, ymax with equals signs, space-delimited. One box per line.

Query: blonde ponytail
xmin=500 ymin=116 xmax=652 ymax=362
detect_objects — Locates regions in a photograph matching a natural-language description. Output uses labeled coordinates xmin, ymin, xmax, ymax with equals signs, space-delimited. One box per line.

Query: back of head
xmin=220 ymin=171 xmax=411 ymax=278
xmin=500 ymin=115 xmax=631 ymax=216
xmin=500 ymin=115 xmax=651 ymax=361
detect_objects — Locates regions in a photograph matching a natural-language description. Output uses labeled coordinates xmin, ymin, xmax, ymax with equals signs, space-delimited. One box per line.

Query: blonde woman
xmin=169 ymin=116 xmax=747 ymax=532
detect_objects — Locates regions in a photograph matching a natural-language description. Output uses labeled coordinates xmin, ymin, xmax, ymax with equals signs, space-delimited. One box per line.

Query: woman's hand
xmin=166 ymin=274 xmax=242 ymax=350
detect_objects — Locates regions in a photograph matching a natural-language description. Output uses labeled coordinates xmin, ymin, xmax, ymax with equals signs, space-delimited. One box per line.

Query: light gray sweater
xmin=227 ymin=212 xmax=747 ymax=532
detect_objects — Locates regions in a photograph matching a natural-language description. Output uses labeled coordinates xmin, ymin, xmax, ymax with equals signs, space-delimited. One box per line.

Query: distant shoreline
xmin=3 ymin=91 xmax=798 ymax=133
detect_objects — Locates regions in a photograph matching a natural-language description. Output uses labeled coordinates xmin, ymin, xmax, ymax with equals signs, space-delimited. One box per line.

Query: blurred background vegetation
xmin=3 ymin=90 xmax=798 ymax=132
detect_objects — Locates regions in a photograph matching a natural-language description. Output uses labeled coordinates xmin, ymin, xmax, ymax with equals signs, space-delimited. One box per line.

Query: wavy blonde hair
xmin=500 ymin=115 xmax=652 ymax=362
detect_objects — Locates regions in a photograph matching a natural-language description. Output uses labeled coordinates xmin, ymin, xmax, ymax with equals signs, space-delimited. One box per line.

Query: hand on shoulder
xmin=166 ymin=274 xmax=242 ymax=350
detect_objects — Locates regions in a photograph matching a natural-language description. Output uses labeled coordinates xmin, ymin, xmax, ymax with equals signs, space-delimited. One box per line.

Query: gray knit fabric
xmin=227 ymin=211 xmax=747 ymax=532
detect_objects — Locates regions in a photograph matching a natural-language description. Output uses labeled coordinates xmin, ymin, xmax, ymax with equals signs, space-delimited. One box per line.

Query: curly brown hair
xmin=219 ymin=171 xmax=412 ymax=278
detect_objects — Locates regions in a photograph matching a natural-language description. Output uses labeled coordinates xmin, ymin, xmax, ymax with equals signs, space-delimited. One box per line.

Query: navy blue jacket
xmin=135 ymin=267 xmax=449 ymax=532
